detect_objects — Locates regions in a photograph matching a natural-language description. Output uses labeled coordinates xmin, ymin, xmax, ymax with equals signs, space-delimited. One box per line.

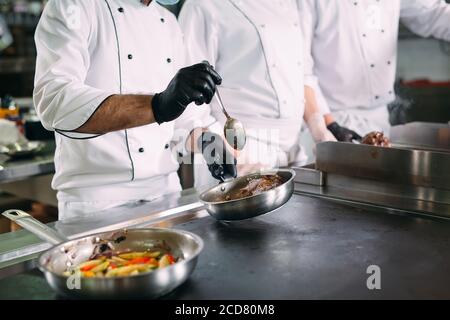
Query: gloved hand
xmin=152 ymin=62 xmax=222 ymax=124
xmin=198 ymin=132 xmax=237 ymax=181
xmin=327 ymin=122 xmax=362 ymax=142
xmin=306 ymin=113 xmax=337 ymax=143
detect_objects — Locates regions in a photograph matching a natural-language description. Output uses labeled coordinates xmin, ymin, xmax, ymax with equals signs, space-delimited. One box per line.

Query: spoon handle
xmin=215 ymin=88 xmax=231 ymax=119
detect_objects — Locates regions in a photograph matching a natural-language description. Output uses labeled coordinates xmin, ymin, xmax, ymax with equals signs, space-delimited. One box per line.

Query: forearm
xmin=324 ymin=113 xmax=335 ymax=126
xmin=303 ymin=85 xmax=321 ymax=122
xmin=304 ymin=85 xmax=336 ymax=127
xmin=76 ymin=95 xmax=156 ymax=134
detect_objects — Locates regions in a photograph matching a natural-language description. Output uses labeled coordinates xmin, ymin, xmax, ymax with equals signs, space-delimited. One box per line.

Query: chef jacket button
xmin=139 ymin=147 xmax=145 ymax=153
xmin=387 ymin=61 xmax=391 ymax=65
xmin=118 ymin=7 xmax=124 ymax=13
xmin=389 ymin=91 xmax=393 ymax=95
xmin=167 ymin=58 xmax=172 ymax=63
xmin=128 ymin=54 xmax=133 ymax=60
xmin=260 ymin=24 xmax=266 ymax=28
xmin=370 ymin=64 xmax=375 ymax=68
xmin=381 ymin=29 xmax=385 ymax=33
xmin=165 ymin=144 xmax=169 ymax=149
xmin=375 ymin=95 xmax=379 ymax=100
xmin=353 ymin=2 xmax=358 ymax=5
xmin=362 ymin=34 xmax=367 ymax=37
xmin=160 ymin=18 xmax=165 ymax=23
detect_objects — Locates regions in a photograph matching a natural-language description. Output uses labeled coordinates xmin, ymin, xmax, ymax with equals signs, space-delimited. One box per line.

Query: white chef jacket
xmin=179 ymin=0 xmax=307 ymax=168
xmin=300 ymin=0 xmax=450 ymax=134
xmin=34 ymin=0 xmax=215 ymax=219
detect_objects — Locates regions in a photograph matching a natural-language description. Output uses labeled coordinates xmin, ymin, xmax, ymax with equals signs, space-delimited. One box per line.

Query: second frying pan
xmin=199 ymin=169 xmax=295 ymax=221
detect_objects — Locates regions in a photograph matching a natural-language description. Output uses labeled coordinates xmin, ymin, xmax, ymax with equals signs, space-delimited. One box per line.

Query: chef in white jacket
xmin=299 ymin=0 xmax=450 ymax=140
xmin=179 ymin=0 xmax=335 ymax=184
xmin=34 ymin=0 xmax=235 ymax=220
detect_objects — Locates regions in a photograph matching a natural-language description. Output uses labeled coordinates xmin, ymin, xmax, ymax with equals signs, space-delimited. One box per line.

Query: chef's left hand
xmin=327 ymin=122 xmax=362 ymax=142
xmin=198 ymin=132 xmax=237 ymax=181
xmin=306 ymin=113 xmax=337 ymax=143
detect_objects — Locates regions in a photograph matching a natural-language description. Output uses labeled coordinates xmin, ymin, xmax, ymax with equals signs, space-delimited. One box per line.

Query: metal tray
xmin=0 ymin=141 xmax=45 ymax=159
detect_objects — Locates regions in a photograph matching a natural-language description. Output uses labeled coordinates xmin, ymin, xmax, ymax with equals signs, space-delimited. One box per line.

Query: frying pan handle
xmin=2 ymin=209 xmax=68 ymax=245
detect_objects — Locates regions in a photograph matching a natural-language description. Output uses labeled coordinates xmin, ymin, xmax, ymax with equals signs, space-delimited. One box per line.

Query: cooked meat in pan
xmin=220 ymin=174 xmax=284 ymax=201
xmin=361 ymin=131 xmax=391 ymax=147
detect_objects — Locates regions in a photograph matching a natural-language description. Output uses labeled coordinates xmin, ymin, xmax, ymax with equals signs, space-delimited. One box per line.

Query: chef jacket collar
xmin=140 ymin=0 xmax=152 ymax=6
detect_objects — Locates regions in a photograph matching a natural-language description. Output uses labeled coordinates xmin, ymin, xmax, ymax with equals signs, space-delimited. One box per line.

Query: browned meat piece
xmin=223 ymin=175 xmax=284 ymax=201
xmin=361 ymin=131 xmax=391 ymax=147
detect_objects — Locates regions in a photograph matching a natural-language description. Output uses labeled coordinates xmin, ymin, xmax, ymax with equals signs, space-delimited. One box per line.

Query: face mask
xmin=156 ymin=0 xmax=180 ymax=5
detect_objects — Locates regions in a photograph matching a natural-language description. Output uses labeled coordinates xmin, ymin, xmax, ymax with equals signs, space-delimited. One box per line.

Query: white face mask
xmin=155 ymin=0 xmax=180 ymax=5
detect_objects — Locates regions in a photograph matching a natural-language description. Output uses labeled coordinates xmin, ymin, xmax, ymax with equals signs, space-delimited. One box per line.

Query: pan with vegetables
xmin=2 ymin=210 xmax=203 ymax=299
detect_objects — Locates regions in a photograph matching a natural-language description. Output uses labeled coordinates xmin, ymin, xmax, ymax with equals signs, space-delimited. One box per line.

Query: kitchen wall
xmin=397 ymin=38 xmax=450 ymax=81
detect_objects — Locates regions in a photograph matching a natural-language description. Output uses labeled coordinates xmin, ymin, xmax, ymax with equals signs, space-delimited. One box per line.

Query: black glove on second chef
xmin=327 ymin=122 xmax=362 ymax=142
xmin=198 ymin=132 xmax=237 ymax=182
xmin=152 ymin=62 xmax=222 ymax=124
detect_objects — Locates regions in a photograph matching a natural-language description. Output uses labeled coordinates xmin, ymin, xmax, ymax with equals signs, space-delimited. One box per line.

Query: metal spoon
xmin=215 ymin=88 xmax=247 ymax=151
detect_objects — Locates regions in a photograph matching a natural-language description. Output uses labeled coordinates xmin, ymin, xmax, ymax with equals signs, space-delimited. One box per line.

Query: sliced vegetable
xmin=78 ymin=259 xmax=103 ymax=272
xmin=83 ymin=271 xmax=95 ymax=278
xmin=118 ymin=252 xmax=148 ymax=260
xmin=145 ymin=251 xmax=161 ymax=258
xmin=118 ymin=251 xmax=161 ymax=260
xmin=159 ymin=254 xmax=171 ymax=268
xmin=68 ymin=250 xmax=178 ymax=278
xmin=105 ymin=264 xmax=152 ymax=277
xmin=91 ymin=261 xmax=110 ymax=273
xmin=111 ymin=256 xmax=128 ymax=264
xmin=167 ymin=254 xmax=176 ymax=264
xmin=127 ymin=257 xmax=151 ymax=265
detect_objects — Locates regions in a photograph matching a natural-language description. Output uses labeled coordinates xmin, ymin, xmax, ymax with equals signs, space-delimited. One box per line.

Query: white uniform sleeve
xmin=178 ymin=0 xmax=219 ymax=67
xmin=172 ymin=0 xmax=222 ymax=158
xmin=298 ymin=0 xmax=331 ymax=115
xmin=33 ymin=0 xmax=115 ymax=138
xmin=400 ymin=0 xmax=450 ymax=41
xmin=171 ymin=6 xmax=221 ymax=157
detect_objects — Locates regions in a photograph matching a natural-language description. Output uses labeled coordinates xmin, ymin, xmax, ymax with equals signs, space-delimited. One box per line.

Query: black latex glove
xmin=198 ymin=132 xmax=237 ymax=182
xmin=152 ymin=62 xmax=222 ymax=124
xmin=327 ymin=122 xmax=362 ymax=142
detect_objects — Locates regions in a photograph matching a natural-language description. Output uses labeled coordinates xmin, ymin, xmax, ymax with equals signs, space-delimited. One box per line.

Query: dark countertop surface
xmin=1 ymin=195 xmax=450 ymax=300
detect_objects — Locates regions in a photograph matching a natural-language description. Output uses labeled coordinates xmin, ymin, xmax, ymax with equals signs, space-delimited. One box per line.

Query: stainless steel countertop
xmin=0 ymin=141 xmax=55 ymax=183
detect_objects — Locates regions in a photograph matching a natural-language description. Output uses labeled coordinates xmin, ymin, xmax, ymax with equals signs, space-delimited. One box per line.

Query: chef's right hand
xmin=327 ymin=122 xmax=362 ymax=142
xmin=198 ymin=132 xmax=237 ymax=182
xmin=152 ymin=62 xmax=222 ymax=124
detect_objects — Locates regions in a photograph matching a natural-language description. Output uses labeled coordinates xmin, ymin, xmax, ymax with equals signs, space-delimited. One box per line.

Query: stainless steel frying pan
xmin=199 ymin=169 xmax=295 ymax=221
xmin=2 ymin=210 xmax=203 ymax=299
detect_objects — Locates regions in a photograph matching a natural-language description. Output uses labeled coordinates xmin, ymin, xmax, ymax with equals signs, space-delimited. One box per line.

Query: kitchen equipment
xmin=315 ymin=141 xmax=450 ymax=190
xmin=293 ymin=141 xmax=450 ymax=220
xmin=0 ymin=141 xmax=45 ymax=159
xmin=1 ymin=210 xmax=204 ymax=299
xmin=199 ymin=169 xmax=295 ymax=221
xmin=215 ymin=88 xmax=247 ymax=151
xmin=390 ymin=122 xmax=450 ymax=153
